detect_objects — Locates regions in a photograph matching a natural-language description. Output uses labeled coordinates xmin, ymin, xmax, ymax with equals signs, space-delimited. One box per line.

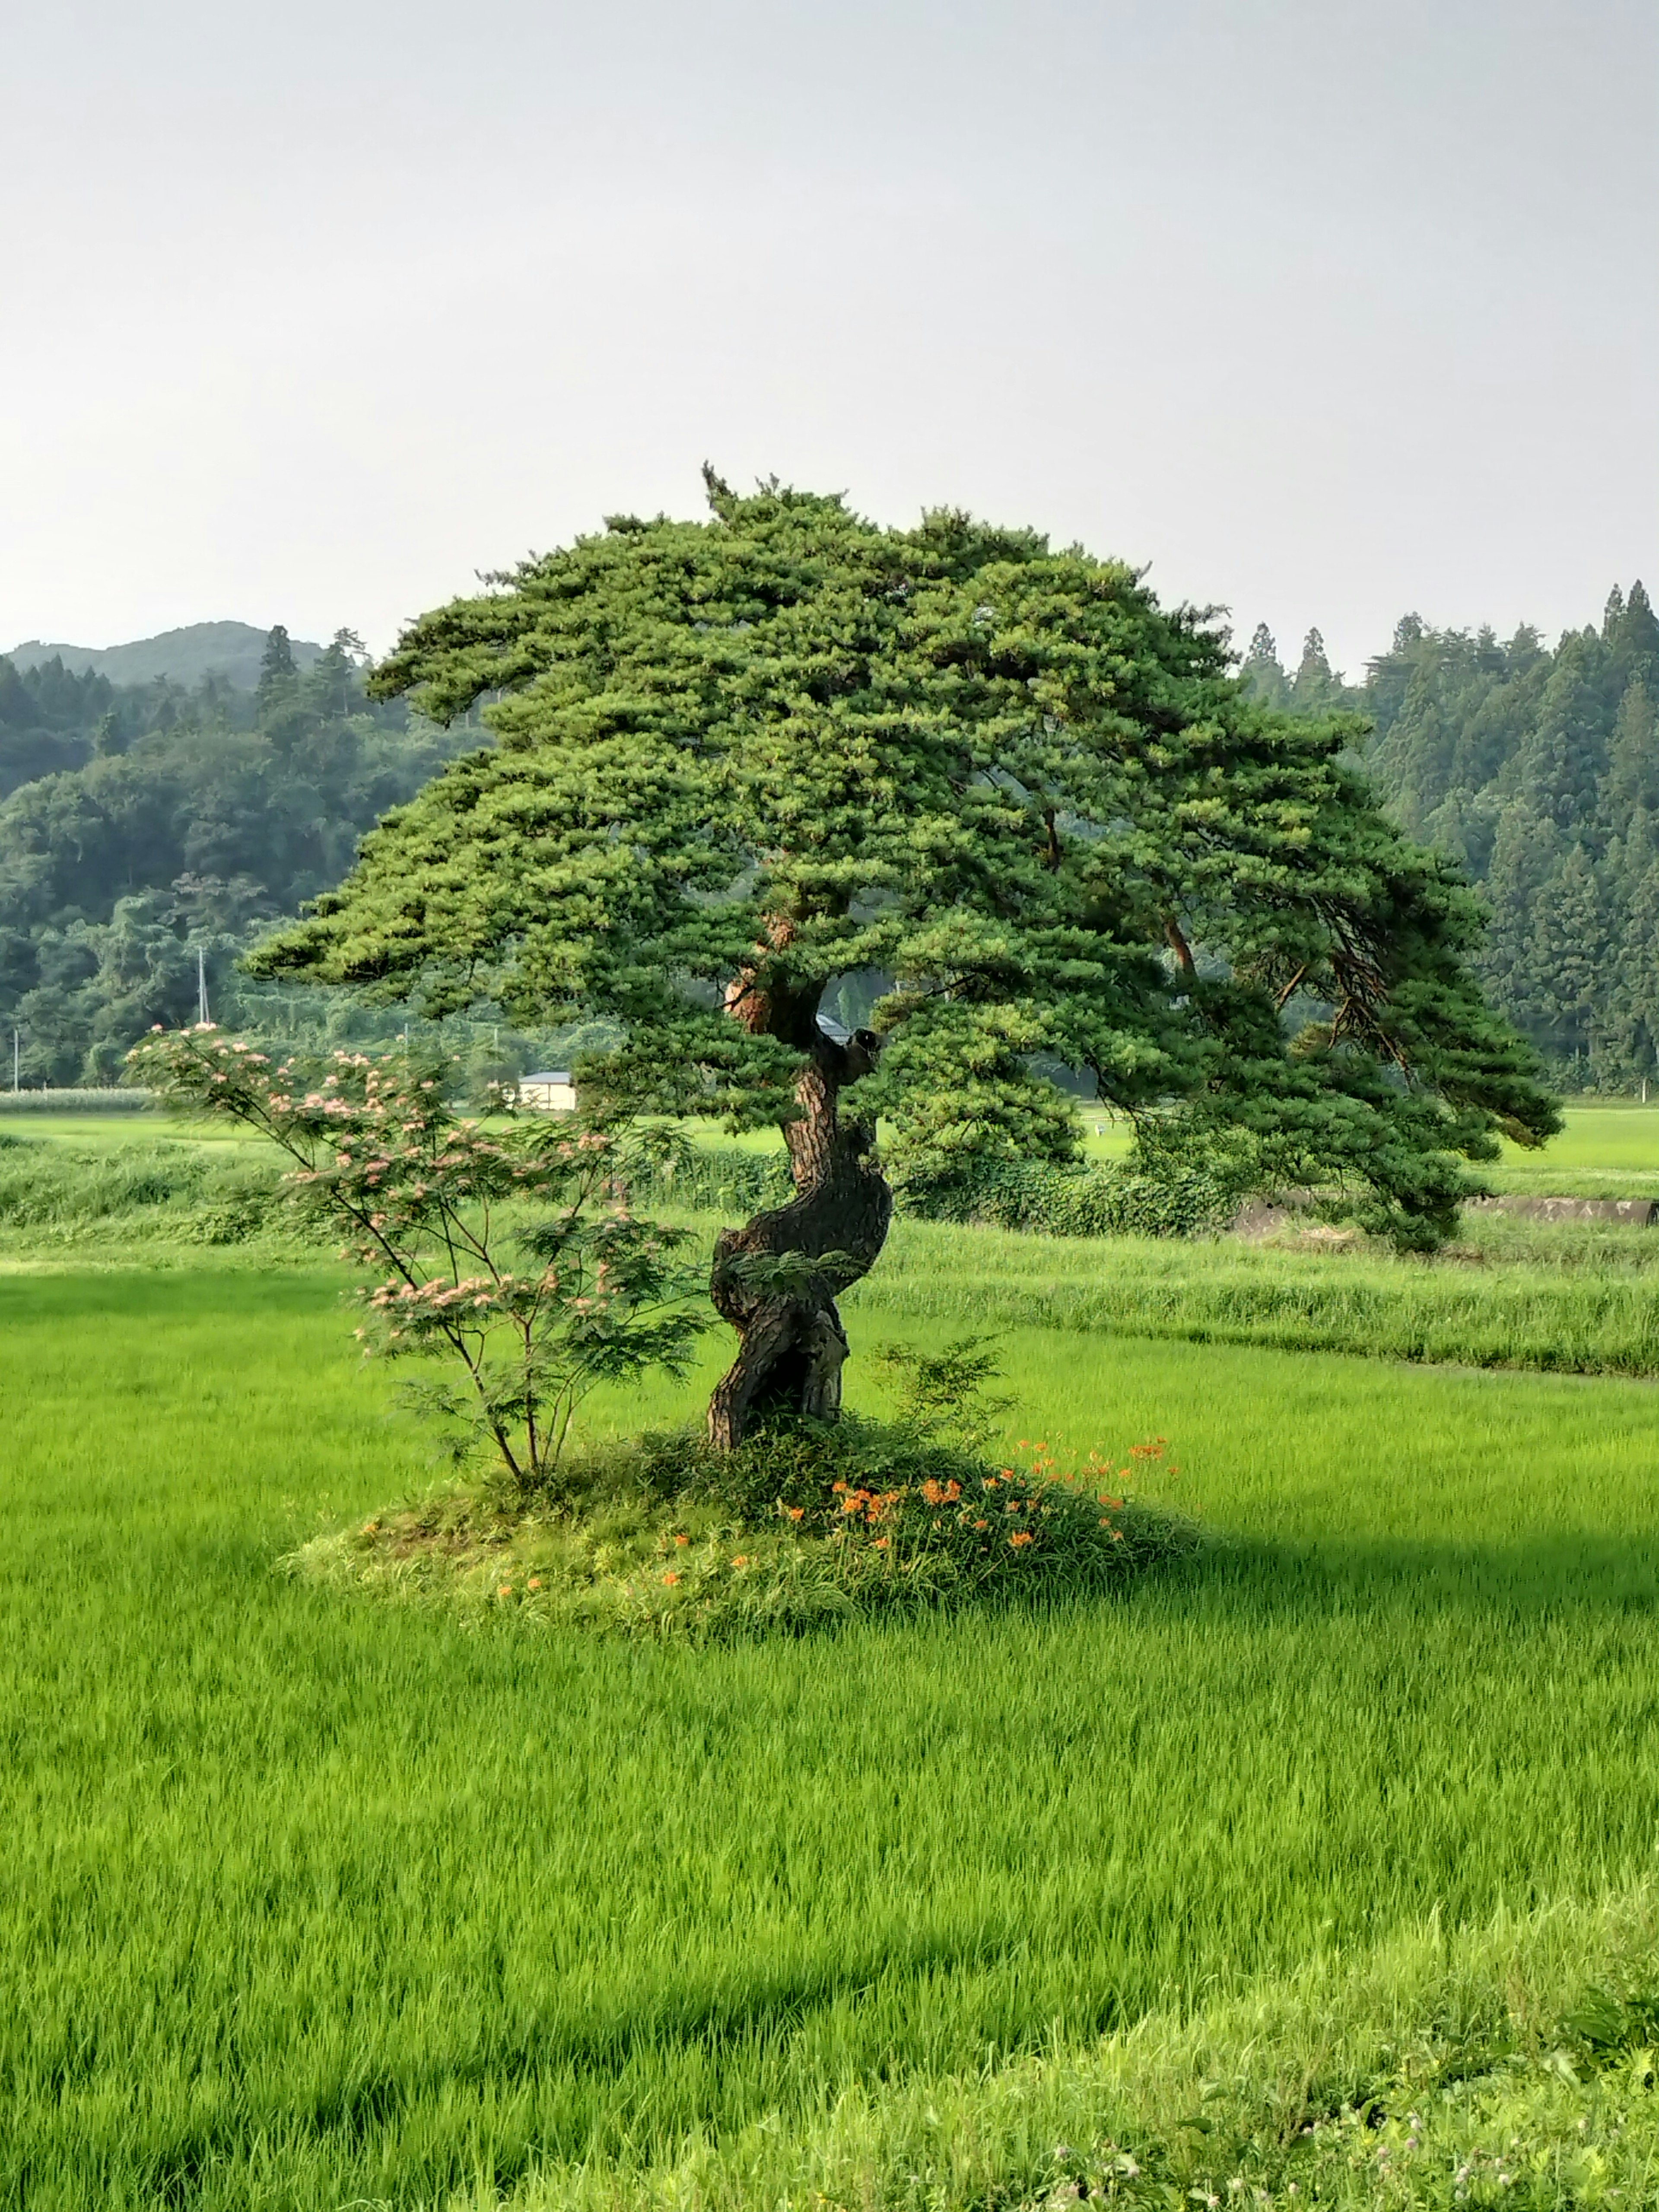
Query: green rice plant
xmin=6 ymin=1260 xmax=1659 ymax=2204
xmin=6 ymin=1112 xmax=268 ymax=1147
xmin=1498 ymin=1103 xmax=1659 ymax=1174
xmin=12 ymin=1135 xmax=1659 ymax=2212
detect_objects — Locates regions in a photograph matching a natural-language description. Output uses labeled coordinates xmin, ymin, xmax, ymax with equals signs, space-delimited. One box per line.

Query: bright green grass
xmin=1502 ymin=1101 xmax=1659 ymax=1170
xmin=6 ymin=1263 xmax=1659 ymax=2205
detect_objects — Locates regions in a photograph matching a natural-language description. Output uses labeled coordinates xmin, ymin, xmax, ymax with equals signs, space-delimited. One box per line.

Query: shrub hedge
xmin=625 ymin=1144 xmax=1248 ymax=1239
xmin=892 ymin=1154 xmax=1250 ymax=1238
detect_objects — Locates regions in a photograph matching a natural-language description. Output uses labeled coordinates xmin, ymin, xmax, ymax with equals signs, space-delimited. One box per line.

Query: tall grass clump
xmin=624 ymin=1139 xmax=795 ymax=1216
xmin=849 ymin=1215 xmax=1659 ymax=1379
xmin=0 ymin=1136 xmax=289 ymax=1244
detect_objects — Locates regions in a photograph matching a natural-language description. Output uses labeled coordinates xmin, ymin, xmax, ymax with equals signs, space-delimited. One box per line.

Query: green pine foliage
xmin=7 ymin=575 xmax=1653 ymax=1111
xmin=251 ymin=478 xmax=1555 ymax=1253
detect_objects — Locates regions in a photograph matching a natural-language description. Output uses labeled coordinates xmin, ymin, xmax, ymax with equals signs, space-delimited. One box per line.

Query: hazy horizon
xmin=4 ymin=0 xmax=1653 ymax=680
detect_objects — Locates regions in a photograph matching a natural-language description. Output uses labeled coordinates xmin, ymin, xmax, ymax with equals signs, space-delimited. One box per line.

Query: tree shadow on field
xmin=1170 ymin=1527 xmax=1659 ymax=1620
xmin=99 ymin=1929 xmax=1100 ymax=2201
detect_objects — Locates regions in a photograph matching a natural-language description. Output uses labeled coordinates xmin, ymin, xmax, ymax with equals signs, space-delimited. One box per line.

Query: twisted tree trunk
xmin=707 ymin=1026 xmax=892 ymax=1450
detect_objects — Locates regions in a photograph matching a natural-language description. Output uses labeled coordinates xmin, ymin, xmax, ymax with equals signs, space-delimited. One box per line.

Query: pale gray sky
xmin=3 ymin=0 xmax=1653 ymax=678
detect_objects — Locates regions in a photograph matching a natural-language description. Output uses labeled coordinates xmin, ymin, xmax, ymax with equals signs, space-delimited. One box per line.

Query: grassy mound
xmin=289 ymin=1417 xmax=1197 ymax=1638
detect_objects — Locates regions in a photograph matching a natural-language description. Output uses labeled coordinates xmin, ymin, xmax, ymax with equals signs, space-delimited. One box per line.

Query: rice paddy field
xmin=6 ymin=1105 xmax=1659 ymax=2206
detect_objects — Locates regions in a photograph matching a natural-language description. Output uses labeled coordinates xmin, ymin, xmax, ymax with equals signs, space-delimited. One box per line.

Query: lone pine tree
xmin=251 ymin=475 xmax=1557 ymax=1446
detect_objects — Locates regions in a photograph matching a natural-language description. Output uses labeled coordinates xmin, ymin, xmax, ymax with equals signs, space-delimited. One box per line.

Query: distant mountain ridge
xmin=4 ymin=621 xmax=324 ymax=691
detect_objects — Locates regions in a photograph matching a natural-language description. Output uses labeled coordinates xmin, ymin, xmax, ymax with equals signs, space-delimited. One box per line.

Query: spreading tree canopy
xmin=253 ymin=475 xmax=1557 ymax=1445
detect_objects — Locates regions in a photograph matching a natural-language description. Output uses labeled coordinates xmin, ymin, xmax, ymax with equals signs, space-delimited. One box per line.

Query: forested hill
xmin=5 ymin=621 xmax=324 ymax=694
xmin=0 ymin=628 xmax=470 ymax=1084
xmin=1245 ymin=582 xmax=1659 ymax=1087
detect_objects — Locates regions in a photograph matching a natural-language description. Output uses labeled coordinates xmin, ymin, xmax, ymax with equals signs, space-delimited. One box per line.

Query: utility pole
xmin=11 ymin=1028 xmax=17 ymax=1093
xmin=197 ymin=945 xmax=210 ymax=1025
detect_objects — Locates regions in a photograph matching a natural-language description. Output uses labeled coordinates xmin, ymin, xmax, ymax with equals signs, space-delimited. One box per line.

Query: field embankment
xmin=10 ymin=1122 xmax=1659 ymax=1382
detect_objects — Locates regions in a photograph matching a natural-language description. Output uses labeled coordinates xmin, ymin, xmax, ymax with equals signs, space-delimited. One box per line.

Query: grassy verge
xmin=7 ymin=1133 xmax=1659 ymax=1380
xmin=1483 ymin=1166 xmax=1659 ymax=1198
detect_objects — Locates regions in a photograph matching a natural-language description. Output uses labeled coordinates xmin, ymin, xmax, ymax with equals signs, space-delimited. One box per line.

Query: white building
xmin=516 ymin=1070 xmax=577 ymax=1112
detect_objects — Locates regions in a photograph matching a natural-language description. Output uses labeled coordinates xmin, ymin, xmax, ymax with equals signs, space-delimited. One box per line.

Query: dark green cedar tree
xmin=251 ymin=475 xmax=1557 ymax=1447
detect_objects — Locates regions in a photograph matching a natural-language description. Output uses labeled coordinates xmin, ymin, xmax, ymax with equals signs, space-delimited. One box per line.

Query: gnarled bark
xmin=707 ymin=1027 xmax=892 ymax=1450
